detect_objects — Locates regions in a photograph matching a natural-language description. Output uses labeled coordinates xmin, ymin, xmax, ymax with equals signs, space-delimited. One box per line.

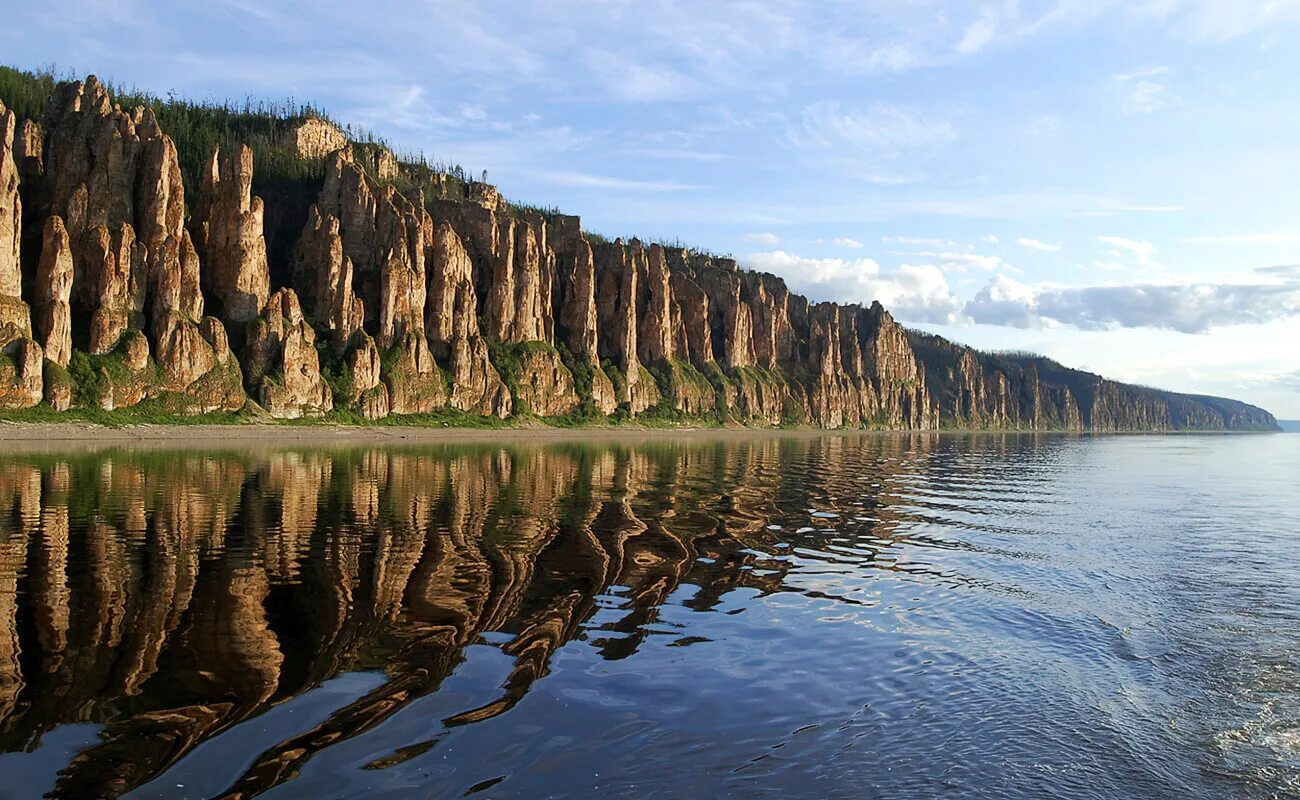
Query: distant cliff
xmin=0 ymin=70 xmax=1280 ymax=431
xmin=909 ymin=332 xmax=1279 ymax=431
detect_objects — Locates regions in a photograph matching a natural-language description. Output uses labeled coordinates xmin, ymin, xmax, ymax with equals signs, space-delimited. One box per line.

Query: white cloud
xmin=744 ymin=232 xmax=780 ymax=245
xmin=956 ymin=12 xmax=998 ymax=54
xmin=833 ymin=237 xmax=864 ymax=249
xmin=1113 ymin=67 xmax=1183 ymax=114
xmin=1093 ymin=260 xmax=1127 ymax=272
xmin=1121 ymin=79 xmax=1182 ymax=114
xmin=529 ymin=170 xmax=699 ymax=192
xmin=791 ymin=101 xmax=956 ymax=152
xmin=964 ymin=273 xmax=1300 ymax=333
xmin=744 ymin=250 xmax=962 ymax=323
xmin=1098 ymin=236 xmax=1162 ymax=269
xmin=1113 ymin=65 xmax=1171 ymax=82
xmin=1183 ymin=233 xmax=1300 ymax=245
xmin=982 ymin=234 xmax=1000 ymax=244
xmin=1017 ymin=237 xmax=1062 ymax=252
xmin=883 ymin=236 xmax=958 ymax=247
xmin=907 ymin=251 xmax=1007 ymax=273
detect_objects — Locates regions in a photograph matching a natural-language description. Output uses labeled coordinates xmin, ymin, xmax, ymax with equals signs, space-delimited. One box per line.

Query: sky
xmin=7 ymin=0 xmax=1300 ymax=416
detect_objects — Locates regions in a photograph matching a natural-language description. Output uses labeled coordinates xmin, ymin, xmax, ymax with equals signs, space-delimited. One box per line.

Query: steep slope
xmin=0 ymin=70 xmax=1280 ymax=431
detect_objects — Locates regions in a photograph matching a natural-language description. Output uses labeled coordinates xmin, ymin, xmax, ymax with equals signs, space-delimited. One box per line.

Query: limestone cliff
xmin=0 ymin=73 xmax=1279 ymax=431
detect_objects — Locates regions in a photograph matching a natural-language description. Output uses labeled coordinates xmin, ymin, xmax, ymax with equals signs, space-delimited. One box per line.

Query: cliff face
xmin=909 ymin=331 xmax=1278 ymax=431
xmin=0 ymin=75 xmax=1279 ymax=431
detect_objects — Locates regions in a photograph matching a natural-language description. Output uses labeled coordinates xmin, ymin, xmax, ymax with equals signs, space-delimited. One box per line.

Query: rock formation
xmin=293 ymin=205 xmax=365 ymax=351
xmin=426 ymin=222 xmax=510 ymax=417
xmin=34 ymin=215 xmax=73 ymax=367
xmin=244 ymin=288 xmax=331 ymax=418
xmin=192 ymin=144 xmax=271 ymax=324
xmin=0 ymin=72 xmax=1278 ymax=431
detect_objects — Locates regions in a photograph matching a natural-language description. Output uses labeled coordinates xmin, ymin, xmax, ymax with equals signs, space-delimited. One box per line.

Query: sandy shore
xmin=0 ymin=420 xmax=862 ymax=453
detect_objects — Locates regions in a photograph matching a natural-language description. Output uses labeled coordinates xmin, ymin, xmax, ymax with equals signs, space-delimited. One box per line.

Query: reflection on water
xmin=0 ymin=433 xmax=1296 ymax=799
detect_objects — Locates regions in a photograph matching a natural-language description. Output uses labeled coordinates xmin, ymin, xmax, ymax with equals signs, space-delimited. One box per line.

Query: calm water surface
xmin=0 ymin=433 xmax=1296 ymax=799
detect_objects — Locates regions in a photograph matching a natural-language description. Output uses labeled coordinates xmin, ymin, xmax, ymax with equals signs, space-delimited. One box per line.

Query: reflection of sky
xmin=6 ymin=1 xmax=1300 ymax=414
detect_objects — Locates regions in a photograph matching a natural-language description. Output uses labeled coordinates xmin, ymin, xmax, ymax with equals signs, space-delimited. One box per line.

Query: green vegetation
xmin=486 ymin=339 xmax=565 ymax=416
xmin=0 ymin=398 xmax=245 ymax=426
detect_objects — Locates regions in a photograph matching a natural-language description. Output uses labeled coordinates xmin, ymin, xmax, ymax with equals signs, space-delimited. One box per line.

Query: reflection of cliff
xmin=0 ymin=437 xmax=938 ymax=798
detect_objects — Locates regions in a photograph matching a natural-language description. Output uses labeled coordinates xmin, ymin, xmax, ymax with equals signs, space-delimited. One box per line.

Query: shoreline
xmin=0 ymin=420 xmax=1280 ymax=454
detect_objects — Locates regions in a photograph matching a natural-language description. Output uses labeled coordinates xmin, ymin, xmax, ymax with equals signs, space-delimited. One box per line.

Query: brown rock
xmin=860 ymin=302 xmax=928 ymax=429
xmin=668 ymin=269 xmax=713 ymax=367
xmin=35 ymin=216 xmax=74 ymax=366
xmin=383 ymin=330 xmax=447 ymax=415
xmin=347 ymin=333 xmax=389 ymax=420
xmin=636 ymin=244 xmax=676 ymax=366
xmin=291 ymin=117 xmax=349 ymax=160
xmin=593 ymin=241 xmax=658 ymax=412
xmin=44 ymin=364 xmax=71 ymax=410
xmin=557 ymin=235 xmax=600 ymax=358
xmin=512 ymin=347 xmax=581 ymax=417
xmin=293 ymin=205 xmax=365 ymax=350
xmin=96 ymin=330 xmax=155 ymax=411
xmin=427 ymin=223 xmax=510 ymax=417
xmin=81 ymin=223 xmax=141 ymax=354
xmin=244 ymin=289 xmax=332 ymax=418
xmin=0 ymin=326 xmax=42 ymax=409
xmin=192 ymin=145 xmax=271 ymax=323
xmin=0 ymin=101 xmax=22 ymax=306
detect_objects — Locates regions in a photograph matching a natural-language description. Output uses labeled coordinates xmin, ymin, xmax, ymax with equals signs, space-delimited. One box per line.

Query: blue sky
xmin=8 ymin=0 xmax=1300 ymax=415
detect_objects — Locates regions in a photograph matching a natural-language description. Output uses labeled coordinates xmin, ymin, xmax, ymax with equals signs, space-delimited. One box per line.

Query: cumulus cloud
xmin=744 ymin=232 xmax=780 ymax=245
xmin=740 ymin=245 xmax=1300 ymax=334
xmin=965 ymin=274 xmax=1300 ymax=333
xmin=1017 ymin=237 xmax=1062 ymax=252
xmin=744 ymin=250 xmax=962 ymax=323
xmin=833 ymin=237 xmax=864 ymax=248
xmin=1098 ymin=236 xmax=1162 ymax=269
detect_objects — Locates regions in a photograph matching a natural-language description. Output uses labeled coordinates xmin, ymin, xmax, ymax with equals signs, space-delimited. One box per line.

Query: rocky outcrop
xmin=97 ymin=330 xmax=155 ymax=411
xmin=426 ymin=222 xmax=509 ymax=417
xmin=192 ymin=145 xmax=271 ymax=324
xmin=555 ymin=234 xmax=617 ymax=414
xmin=593 ymin=241 xmax=659 ymax=413
xmin=244 ymin=289 xmax=331 ymax=418
xmin=382 ymin=329 xmax=447 ymax=415
xmin=511 ymin=346 xmax=581 ymax=417
xmin=291 ymin=117 xmax=349 ymax=160
xmin=0 ymin=73 xmax=1277 ymax=430
xmin=347 ymin=333 xmax=389 ymax=420
xmin=34 ymin=215 xmax=73 ymax=366
xmin=0 ymin=101 xmax=24 ymax=331
xmin=27 ymin=76 xmax=244 ymax=411
xmin=0 ymin=327 xmax=42 ymax=409
xmin=293 ymin=205 xmax=364 ymax=351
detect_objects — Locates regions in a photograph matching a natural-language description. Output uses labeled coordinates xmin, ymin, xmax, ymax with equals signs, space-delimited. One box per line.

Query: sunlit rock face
xmin=243 ymin=288 xmax=332 ymax=418
xmin=0 ymin=73 xmax=1277 ymax=431
xmin=192 ymin=144 xmax=271 ymax=325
